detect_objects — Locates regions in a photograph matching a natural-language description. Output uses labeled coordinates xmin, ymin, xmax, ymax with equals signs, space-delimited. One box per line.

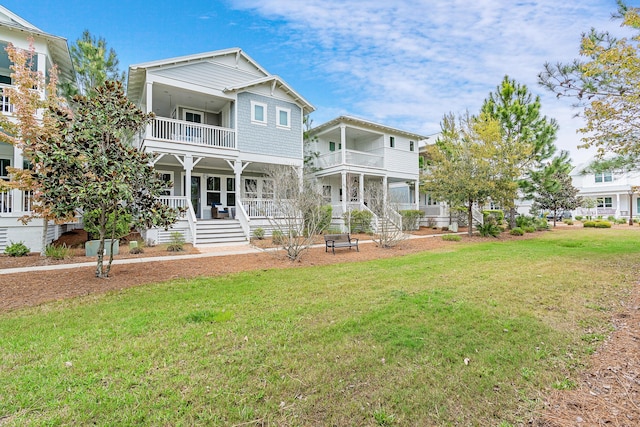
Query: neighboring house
xmin=306 ymin=116 xmax=427 ymax=230
xmin=126 ymin=48 xmax=315 ymax=245
xmin=571 ymin=160 xmax=640 ymax=220
xmin=0 ymin=6 xmax=74 ymax=252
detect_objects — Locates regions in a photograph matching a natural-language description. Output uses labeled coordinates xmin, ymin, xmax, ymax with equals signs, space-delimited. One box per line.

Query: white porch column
xmin=383 ymin=175 xmax=388 ymax=207
xmin=184 ymin=155 xmax=193 ymax=207
xmin=234 ymin=161 xmax=242 ymax=205
xmin=340 ymin=124 xmax=346 ymax=165
xmin=359 ymin=173 xmax=365 ymax=208
xmin=145 ymin=81 xmax=153 ymax=137
xmin=616 ymin=193 xmax=621 ymax=217
xmin=414 ymin=179 xmax=420 ymax=210
xmin=11 ymin=145 xmax=22 ymax=213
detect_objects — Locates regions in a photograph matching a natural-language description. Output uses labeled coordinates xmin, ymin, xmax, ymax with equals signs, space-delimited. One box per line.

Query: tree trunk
xmin=509 ymin=206 xmax=517 ymax=229
xmin=40 ymin=220 xmax=48 ymax=257
xmin=467 ymin=199 xmax=473 ymax=236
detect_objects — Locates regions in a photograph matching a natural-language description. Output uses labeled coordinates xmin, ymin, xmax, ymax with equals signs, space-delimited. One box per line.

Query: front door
xmin=191 ymin=176 xmax=201 ymax=218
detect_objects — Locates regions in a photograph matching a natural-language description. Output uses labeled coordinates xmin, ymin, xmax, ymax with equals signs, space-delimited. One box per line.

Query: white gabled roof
xmin=311 ymin=115 xmax=429 ymax=141
xmin=0 ymin=6 xmax=74 ymax=83
xmin=223 ymin=75 xmax=315 ymax=114
xmin=127 ymin=47 xmax=314 ymax=113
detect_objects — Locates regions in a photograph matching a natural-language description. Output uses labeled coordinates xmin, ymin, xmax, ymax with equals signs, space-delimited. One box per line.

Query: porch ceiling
xmin=153 ymin=155 xmax=287 ymax=174
xmin=318 ymin=126 xmax=381 ymax=143
xmin=152 ymin=83 xmax=231 ymax=118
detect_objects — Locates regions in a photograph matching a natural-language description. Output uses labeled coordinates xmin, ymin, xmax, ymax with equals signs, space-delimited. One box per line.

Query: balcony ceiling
xmin=152 ymin=83 xmax=230 ymax=118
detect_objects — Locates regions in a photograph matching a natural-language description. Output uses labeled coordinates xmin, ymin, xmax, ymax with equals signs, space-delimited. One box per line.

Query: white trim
xmin=251 ymin=100 xmax=267 ymax=125
xmin=276 ymin=106 xmax=290 ymax=129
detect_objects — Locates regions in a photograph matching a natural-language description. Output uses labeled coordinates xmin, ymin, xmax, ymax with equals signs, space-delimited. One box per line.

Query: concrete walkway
xmin=0 ymin=232 xmax=462 ymax=275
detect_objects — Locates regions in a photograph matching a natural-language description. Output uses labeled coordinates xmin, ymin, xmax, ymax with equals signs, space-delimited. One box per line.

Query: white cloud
xmin=230 ymin=0 xmax=635 ymax=163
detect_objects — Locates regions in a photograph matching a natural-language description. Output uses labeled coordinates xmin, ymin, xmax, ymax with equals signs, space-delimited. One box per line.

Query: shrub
xmin=253 ymin=227 xmax=265 ymax=240
xmin=343 ymin=209 xmax=373 ymax=234
xmin=534 ymin=218 xmax=549 ymax=231
xmin=595 ymin=220 xmax=612 ymax=228
xmin=129 ymin=246 xmax=144 ymax=254
xmin=583 ymin=221 xmax=596 ymax=228
xmin=615 ymin=218 xmax=628 ymax=224
xmin=563 ymin=219 xmax=574 ymax=225
xmin=167 ymin=232 xmax=185 ymax=252
xmin=45 ymin=244 xmax=70 ymax=260
xmin=607 ymin=215 xmax=616 ymax=222
xmin=523 ymin=225 xmax=536 ymax=233
xmin=442 ymin=234 xmax=461 ymax=241
xmin=272 ymin=230 xmax=284 ymax=245
xmin=325 ymin=226 xmax=343 ymax=234
xmin=510 ymin=227 xmax=524 ymax=236
xmin=400 ymin=210 xmax=422 ymax=231
xmin=515 ymin=215 xmax=534 ymax=228
xmin=483 ymin=210 xmax=505 ymax=224
xmin=477 ymin=216 xmax=501 ymax=237
xmin=4 ymin=241 xmax=30 ymax=257
xmin=441 ymin=226 xmax=449 ymax=232
xmin=304 ymin=205 xmax=332 ymax=235
xmin=575 ymin=215 xmax=583 ymax=221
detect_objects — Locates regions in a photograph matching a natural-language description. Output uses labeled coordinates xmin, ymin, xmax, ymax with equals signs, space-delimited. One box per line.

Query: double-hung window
xmin=597 ymin=197 xmax=613 ymax=208
xmin=276 ymin=107 xmax=290 ymax=129
xmin=594 ymin=172 xmax=613 ymax=183
xmin=251 ymin=101 xmax=267 ymax=125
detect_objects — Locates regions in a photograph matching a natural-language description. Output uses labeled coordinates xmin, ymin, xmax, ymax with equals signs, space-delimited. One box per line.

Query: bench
xmin=324 ymin=233 xmax=359 ymax=254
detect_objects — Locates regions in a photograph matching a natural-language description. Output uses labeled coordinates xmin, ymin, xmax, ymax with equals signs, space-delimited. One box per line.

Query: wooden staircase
xmin=195 ymin=219 xmax=248 ymax=245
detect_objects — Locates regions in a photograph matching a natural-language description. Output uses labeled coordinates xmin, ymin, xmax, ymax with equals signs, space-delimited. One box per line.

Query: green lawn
xmin=1 ymin=228 xmax=638 ymax=426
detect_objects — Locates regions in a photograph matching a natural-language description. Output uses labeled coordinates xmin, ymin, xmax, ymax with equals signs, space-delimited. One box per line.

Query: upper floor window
xmin=390 ymin=136 xmax=395 ymax=148
xmin=410 ymin=141 xmax=415 ymax=151
xmin=251 ymin=101 xmax=267 ymax=125
xmin=276 ymin=107 xmax=290 ymax=129
xmin=594 ymin=172 xmax=612 ymax=183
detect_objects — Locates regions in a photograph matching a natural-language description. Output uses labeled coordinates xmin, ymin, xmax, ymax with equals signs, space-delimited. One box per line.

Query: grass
xmin=1 ymin=228 xmax=638 ymax=425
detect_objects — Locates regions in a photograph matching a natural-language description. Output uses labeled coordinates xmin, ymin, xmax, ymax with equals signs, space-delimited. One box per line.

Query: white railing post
xmin=235 ymin=198 xmax=251 ymax=240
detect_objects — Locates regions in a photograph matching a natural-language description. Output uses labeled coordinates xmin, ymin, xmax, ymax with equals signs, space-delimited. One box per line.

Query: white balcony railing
xmin=316 ymin=149 xmax=384 ymax=169
xmin=150 ymin=117 xmax=236 ymax=149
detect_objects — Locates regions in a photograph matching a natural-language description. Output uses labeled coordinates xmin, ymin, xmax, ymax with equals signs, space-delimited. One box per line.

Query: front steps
xmin=195 ymin=219 xmax=248 ymax=245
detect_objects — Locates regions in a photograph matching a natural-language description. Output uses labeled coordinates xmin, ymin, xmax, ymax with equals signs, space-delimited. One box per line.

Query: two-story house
xmin=0 ymin=6 xmax=74 ymax=252
xmin=127 ymin=48 xmax=315 ymax=245
xmin=571 ymin=160 xmax=640 ymax=221
xmin=306 ymin=116 xmax=426 ymax=230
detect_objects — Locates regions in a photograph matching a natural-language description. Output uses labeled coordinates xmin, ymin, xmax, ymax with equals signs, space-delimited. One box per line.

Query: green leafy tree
xmin=62 ymin=30 xmax=126 ymax=98
xmin=481 ymin=76 xmax=559 ymax=228
xmin=0 ymin=41 xmax=74 ymax=254
xmin=61 ymin=81 xmax=180 ymax=277
xmin=421 ymin=112 xmax=501 ymax=236
xmin=539 ymin=1 xmax=640 ymax=161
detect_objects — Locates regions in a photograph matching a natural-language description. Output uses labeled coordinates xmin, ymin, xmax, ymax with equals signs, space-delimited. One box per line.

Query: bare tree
xmin=364 ymin=181 xmax=407 ymax=248
xmin=262 ymin=165 xmax=329 ymax=261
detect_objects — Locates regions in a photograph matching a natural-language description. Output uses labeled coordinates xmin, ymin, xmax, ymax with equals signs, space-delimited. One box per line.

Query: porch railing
xmin=242 ymin=199 xmax=280 ymax=217
xmin=158 ymin=196 xmax=189 ymax=212
xmin=0 ymin=191 xmax=11 ymax=214
xmin=235 ymin=198 xmax=251 ymax=239
xmin=151 ymin=117 xmax=236 ymax=149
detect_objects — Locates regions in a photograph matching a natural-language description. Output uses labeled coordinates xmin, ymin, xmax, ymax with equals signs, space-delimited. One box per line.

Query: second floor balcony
xmin=145 ymin=117 xmax=236 ymax=150
xmin=316 ymin=149 xmax=384 ymax=169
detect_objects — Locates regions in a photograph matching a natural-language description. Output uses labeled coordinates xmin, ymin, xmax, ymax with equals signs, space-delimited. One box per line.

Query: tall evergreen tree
xmin=539 ymin=2 xmax=640 ymax=162
xmin=481 ymin=76 xmax=559 ymax=228
xmin=62 ymin=30 xmax=126 ymax=98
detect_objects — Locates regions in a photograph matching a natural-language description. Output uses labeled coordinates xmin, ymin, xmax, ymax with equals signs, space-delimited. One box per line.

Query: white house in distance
xmin=306 ymin=116 xmax=427 ymax=230
xmin=571 ymin=160 xmax=640 ymax=221
xmin=126 ymin=48 xmax=315 ymax=245
xmin=0 ymin=6 xmax=74 ymax=252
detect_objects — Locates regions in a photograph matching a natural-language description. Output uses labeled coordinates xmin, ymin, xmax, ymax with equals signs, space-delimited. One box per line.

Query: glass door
xmin=191 ymin=176 xmax=201 ymax=218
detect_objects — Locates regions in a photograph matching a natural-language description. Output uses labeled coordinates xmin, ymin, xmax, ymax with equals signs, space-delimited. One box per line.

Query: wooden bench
xmin=324 ymin=233 xmax=359 ymax=254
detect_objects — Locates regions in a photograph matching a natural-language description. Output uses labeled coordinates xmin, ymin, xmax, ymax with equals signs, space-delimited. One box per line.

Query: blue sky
xmin=3 ymin=0 xmax=637 ymax=164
